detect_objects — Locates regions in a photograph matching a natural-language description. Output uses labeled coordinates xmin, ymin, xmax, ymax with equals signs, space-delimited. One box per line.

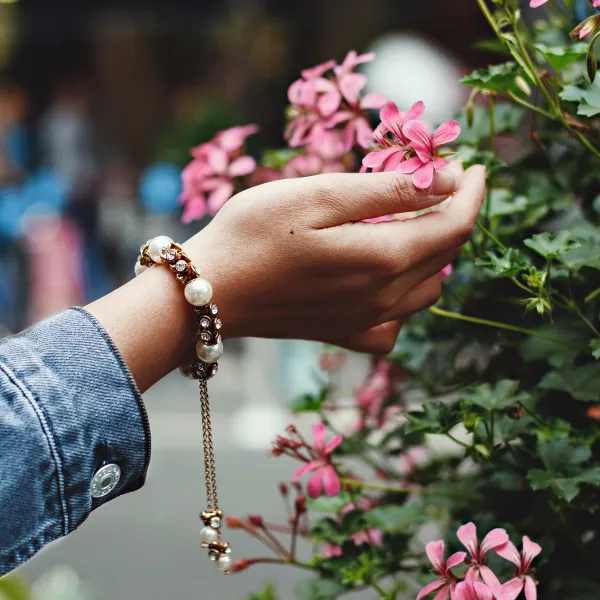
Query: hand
xmin=185 ymin=164 xmax=485 ymax=349
xmin=90 ymin=165 xmax=485 ymax=391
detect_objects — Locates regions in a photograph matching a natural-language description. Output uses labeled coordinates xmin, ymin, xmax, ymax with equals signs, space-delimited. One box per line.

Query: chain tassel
xmin=136 ymin=237 xmax=232 ymax=574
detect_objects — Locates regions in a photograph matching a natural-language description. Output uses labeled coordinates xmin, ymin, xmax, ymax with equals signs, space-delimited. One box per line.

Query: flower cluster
xmin=418 ymin=523 xmax=541 ymax=600
xmin=180 ymin=125 xmax=258 ymax=223
xmin=362 ymin=100 xmax=461 ymax=189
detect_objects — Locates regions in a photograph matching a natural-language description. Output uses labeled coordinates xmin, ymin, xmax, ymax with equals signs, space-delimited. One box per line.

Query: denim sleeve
xmin=0 ymin=307 xmax=151 ymax=575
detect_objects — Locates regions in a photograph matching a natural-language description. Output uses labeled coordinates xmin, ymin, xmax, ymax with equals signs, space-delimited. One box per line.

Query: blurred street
xmin=17 ymin=340 xmax=369 ymax=600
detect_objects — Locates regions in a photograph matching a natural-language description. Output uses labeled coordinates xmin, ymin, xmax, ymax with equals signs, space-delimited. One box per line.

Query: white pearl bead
xmin=200 ymin=526 xmax=219 ymax=545
xmin=184 ymin=278 xmax=213 ymax=306
xmin=216 ymin=555 xmax=232 ymax=572
xmin=148 ymin=235 xmax=174 ymax=263
xmin=134 ymin=262 xmax=149 ymax=277
xmin=196 ymin=340 xmax=223 ymax=364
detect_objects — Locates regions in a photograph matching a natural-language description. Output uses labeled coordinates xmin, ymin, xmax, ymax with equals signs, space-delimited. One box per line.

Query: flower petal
xmin=412 ymin=162 xmax=435 ymax=189
xmin=405 ymin=100 xmax=426 ymax=122
xmin=355 ymin=117 xmax=375 ymax=149
xmin=473 ymin=582 xmax=495 ymax=600
xmin=362 ymin=147 xmax=401 ymax=169
xmin=217 ymin=124 xmax=259 ymax=152
xmin=325 ymin=433 xmax=343 ymax=454
xmin=521 ymin=536 xmax=542 ymax=570
xmin=446 ymin=551 xmax=467 ymax=571
xmin=292 ymin=460 xmax=321 ymax=481
xmin=395 ymin=156 xmax=424 ymax=174
xmin=480 ymin=528 xmax=509 ymax=555
xmin=500 ymin=578 xmax=524 ymax=600
xmin=380 ymin=101 xmax=402 ymax=137
xmin=416 ymin=579 xmax=446 ymax=600
xmin=403 ymin=120 xmax=433 ymax=155
xmin=524 ymin=576 xmax=537 ymax=600
xmin=338 ymin=73 xmax=367 ymax=104
xmin=322 ymin=465 xmax=341 ymax=496
xmin=301 ymin=59 xmax=336 ymax=80
xmin=207 ymin=147 xmax=228 ymax=174
xmin=383 ymin=149 xmax=406 ymax=171
xmin=361 ymin=92 xmax=388 ymax=109
xmin=529 ymin=0 xmax=548 ymax=6
xmin=480 ymin=565 xmax=502 ymax=595
xmin=433 ymin=585 xmax=451 ymax=600
xmin=307 ymin=469 xmax=324 ymax=498
xmin=312 ymin=422 xmax=327 ymax=454
xmin=432 ymin=120 xmax=461 ymax=147
xmin=425 ymin=540 xmax=446 ymax=573
xmin=181 ymin=196 xmax=207 ymax=224
xmin=495 ymin=540 xmax=521 ymax=567
xmin=228 ymin=156 xmax=256 ymax=177
xmin=457 ymin=523 xmax=479 ymax=558
xmin=207 ymin=181 xmax=234 ymax=214
xmin=432 ymin=157 xmax=450 ymax=172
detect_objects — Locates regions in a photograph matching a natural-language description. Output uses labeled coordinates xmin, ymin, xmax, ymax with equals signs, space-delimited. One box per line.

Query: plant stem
xmin=370 ymin=580 xmax=390 ymax=599
xmin=585 ymin=287 xmax=600 ymax=303
xmin=507 ymin=91 xmax=554 ymax=119
xmin=428 ymin=306 xmax=578 ymax=350
xmin=476 ymin=220 xmax=506 ymax=250
xmin=445 ymin=432 xmax=471 ymax=448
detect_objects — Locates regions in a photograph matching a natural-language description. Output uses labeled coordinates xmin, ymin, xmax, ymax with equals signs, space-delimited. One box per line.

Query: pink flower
xmin=529 ymin=0 xmax=548 ymax=6
xmin=457 ymin=523 xmax=509 ymax=588
xmin=341 ymin=497 xmax=383 ymax=549
xmin=180 ymin=124 xmax=258 ymax=222
xmin=362 ymin=101 xmax=425 ymax=173
xmin=495 ymin=536 xmax=542 ymax=600
xmin=397 ymin=446 xmax=429 ymax=478
xmin=571 ymin=15 xmax=600 ymax=39
xmin=322 ymin=542 xmax=343 ymax=558
xmin=396 ymin=119 xmax=461 ymax=189
xmin=417 ymin=540 xmax=467 ymax=600
xmin=292 ymin=423 xmax=342 ymax=498
xmin=440 ymin=264 xmax=453 ymax=283
xmin=454 ymin=581 xmax=497 ymax=600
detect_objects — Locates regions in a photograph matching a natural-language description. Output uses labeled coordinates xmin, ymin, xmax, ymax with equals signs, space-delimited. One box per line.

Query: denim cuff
xmin=0 ymin=307 xmax=150 ymax=571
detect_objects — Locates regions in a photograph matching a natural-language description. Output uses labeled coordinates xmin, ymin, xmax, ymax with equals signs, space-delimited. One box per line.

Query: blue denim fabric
xmin=0 ymin=307 xmax=150 ymax=575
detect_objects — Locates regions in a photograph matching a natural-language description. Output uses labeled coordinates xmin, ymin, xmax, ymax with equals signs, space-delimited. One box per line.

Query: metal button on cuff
xmin=90 ymin=464 xmax=121 ymax=498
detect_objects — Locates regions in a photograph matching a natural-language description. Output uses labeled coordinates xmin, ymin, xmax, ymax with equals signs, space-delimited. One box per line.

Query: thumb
xmin=305 ymin=164 xmax=461 ymax=228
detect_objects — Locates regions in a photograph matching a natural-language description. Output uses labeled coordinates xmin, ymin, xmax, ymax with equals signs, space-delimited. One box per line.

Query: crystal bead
xmin=201 ymin=332 xmax=212 ymax=343
xmin=175 ymin=260 xmax=187 ymax=272
xmin=211 ymin=304 xmax=219 ymax=315
xmin=163 ymin=248 xmax=177 ymax=262
xmin=210 ymin=517 xmax=221 ymax=529
xmin=214 ymin=318 xmax=222 ymax=330
xmin=208 ymin=549 xmax=220 ymax=561
xmin=200 ymin=317 xmax=211 ymax=329
xmin=210 ymin=364 xmax=219 ymax=377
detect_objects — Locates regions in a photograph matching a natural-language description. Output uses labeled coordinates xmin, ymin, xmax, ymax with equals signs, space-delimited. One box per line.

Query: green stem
xmin=445 ymin=432 xmax=471 ymax=449
xmin=428 ymin=306 xmax=579 ymax=350
xmin=507 ymin=92 xmax=554 ymax=119
xmin=489 ymin=410 xmax=495 ymax=450
xmin=585 ymin=287 xmax=600 ymax=303
xmin=476 ymin=220 xmax=506 ymax=250
xmin=370 ymin=580 xmax=390 ymax=599
xmin=574 ymin=130 xmax=600 ymax=162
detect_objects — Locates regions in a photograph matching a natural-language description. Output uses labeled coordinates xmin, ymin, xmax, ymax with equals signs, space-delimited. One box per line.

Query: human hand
xmin=184 ymin=164 xmax=485 ymax=352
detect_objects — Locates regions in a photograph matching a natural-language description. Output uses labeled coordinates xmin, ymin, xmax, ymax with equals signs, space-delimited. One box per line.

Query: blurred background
xmin=0 ymin=0 xmax=489 ymax=598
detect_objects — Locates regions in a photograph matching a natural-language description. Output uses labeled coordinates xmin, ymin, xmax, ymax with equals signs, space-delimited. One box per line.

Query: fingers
xmin=324 ymin=320 xmax=403 ymax=356
xmin=342 ymin=165 xmax=485 ymax=274
xmin=379 ymin=275 xmax=442 ymax=324
xmin=302 ymin=165 xmax=460 ymax=228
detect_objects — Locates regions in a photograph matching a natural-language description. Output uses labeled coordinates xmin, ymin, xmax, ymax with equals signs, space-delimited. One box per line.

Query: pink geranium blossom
xmin=417 ymin=540 xmax=467 ymax=600
xmin=454 ymin=581 xmax=497 ymax=600
xmin=361 ymin=101 xmax=425 ymax=173
xmin=571 ymin=15 xmax=600 ymax=39
xmin=457 ymin=523 xmax=509 ymax=588
xmin=292 ymin=423 xmax=342 ymax=498
xmin=440 ymin=264 xmax=453 ymax=283
xmin=342 ymin=497 xmax=383 ymax=548
xmin=180 ymin=124 xmax=258 ymax=223
xmin=396 ymin=119 xmax=461 ymax=189
xmin=529 ymin=0 xmax=548 ymax=7
xmin=495 ymin=536 xmax=542 ymax=600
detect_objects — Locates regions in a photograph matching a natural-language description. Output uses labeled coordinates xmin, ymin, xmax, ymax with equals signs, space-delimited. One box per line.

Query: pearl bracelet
xmin=135 ymin=235 xmax=232 ymax=574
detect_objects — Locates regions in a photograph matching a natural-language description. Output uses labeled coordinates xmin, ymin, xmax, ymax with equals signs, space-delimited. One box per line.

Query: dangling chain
xmin=135 ymin=236 xmax=232 ymax=574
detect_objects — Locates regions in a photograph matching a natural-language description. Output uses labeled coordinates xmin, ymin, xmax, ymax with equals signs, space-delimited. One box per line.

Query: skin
xmin=88 ymin=164 xmax=486 ymax=393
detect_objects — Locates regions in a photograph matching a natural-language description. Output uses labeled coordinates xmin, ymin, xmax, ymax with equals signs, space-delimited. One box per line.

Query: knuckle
xmin=389 ymin=173 xmax=415 ymax=206
xmin=373 ymin=291 xmax=397 ymax=314
xmin=453 ymin=218 xmax=475 ymax=246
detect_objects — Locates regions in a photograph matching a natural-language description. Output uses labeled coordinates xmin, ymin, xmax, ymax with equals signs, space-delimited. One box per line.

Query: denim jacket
xmin=0 ymin=308 xmax=150 ymax=575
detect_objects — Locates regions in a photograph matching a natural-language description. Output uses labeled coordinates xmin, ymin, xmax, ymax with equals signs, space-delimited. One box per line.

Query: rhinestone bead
xmin=210 ymin=517 xmax=221 ymax=529
xmin=163 ymin=248 xmax=177 ymax=262
xmin=175 ymin=260 xmax=187 ymax=272
xmin=200 ymin=332 xmax=212 ymax=343
xmin=210 ymin=304 xmax=219 ymax=315
xmin=208 ymin=549 xmax=220 ymax=561
xmin=214 ymin=318 xmax=222 ymax=330
xmin=200 ymin=317 xmax=211 ymax=329
xmin=210 ymin=364 xmax=219 ymax=377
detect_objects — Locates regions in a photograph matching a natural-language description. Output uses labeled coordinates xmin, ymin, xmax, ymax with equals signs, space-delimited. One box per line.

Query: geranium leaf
xmin=405 ymin=402 xmax=458 ymax=434
xmin=539 ymin=440 xmax=591 ymax=473
xmin=460 ymin=62 xmax=523 ymax=93
xmin=461 ymin=379 xmax=525 ymax=411
xmin=476 ymin=248 xmax=528 ymax=277
xmin=536 ymin=43 xmax=587 ymax=70
xmin=524 ymin=231 xmax=580 ymax=259
xmin=365 ymin=503 xmax=426 ymax=533
xmin=296 ymin=579 xmax=346 ymax=600
xmin=539 ymin=364 xmax=600 ymax=401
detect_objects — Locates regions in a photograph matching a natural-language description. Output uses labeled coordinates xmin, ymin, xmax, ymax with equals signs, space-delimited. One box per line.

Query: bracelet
xmin=135 ymin=235 xmax=232 ymax=574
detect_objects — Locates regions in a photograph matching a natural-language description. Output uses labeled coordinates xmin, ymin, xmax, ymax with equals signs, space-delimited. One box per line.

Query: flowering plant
xmin=180 ymin=1 xmax=600 ymax=597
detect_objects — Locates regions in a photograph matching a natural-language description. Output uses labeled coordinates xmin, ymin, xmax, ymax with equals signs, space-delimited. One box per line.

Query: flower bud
xmin=295 ymin=495 xmax=307 ymax=515
xmin=248 ymin=514 xmax=264 ymax=527
xmin=286 ymin=424 xmax=298 ymax=434
xmin=231 ymin=559 xmax=252 ymax=573
xmin=571 ymin=15 xmax=600 ymax=40
xmin=226 ymin=516 xmax=244 ymax=529
xmin=279 ymin=482 xmax=289 ymax=497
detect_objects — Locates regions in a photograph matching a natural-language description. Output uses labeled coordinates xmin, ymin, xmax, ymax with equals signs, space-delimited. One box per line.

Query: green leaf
xmin=559 ymin=81 xmax=600 ymax=117
xmin=559 ymin=238 xmax=600 ymax=270
xmin=296 ymin=579 xmax=346 ymax=600
xmin=527 ymin=469 xmax=582 ymax=502
xmin=307 ymin=492 xmax=354 ymax=513
xmin=488 ymin=189 xmax=528 ymax=217
xmin=247 ymin=582 xmax=279 ymax=600
xmin=460 ymin=62 xmax=522 ymax=93
xmin=461 ymin=379 xmax=525 ymax=411
xmin=539 ymin=364 xmax=600 ymax=401
xmin=476 ymin=248 xmax=528 ymax=277
xmin=456 ymin=105 xmax=525 ymax=145
xmin=364 ymin=502 xmax=426 ymax=533
xmin=291 ymin=387 xmax=329 ymax=412
xmin=405 ymin=402 xmax=458 ymax=434
xmin=536 ymin=43 xmax=587 ymax=70
xmin=590 ymin=340 xmax=600 ymax=359
xmin=523 ymin=231 xmax=580 ymax=259
xmin=261 ymin=147 xmax=302 ymax=169
xmin=539 ymin=440 xmax=591 ymax=472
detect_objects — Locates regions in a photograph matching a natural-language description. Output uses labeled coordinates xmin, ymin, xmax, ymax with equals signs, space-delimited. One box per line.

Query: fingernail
xmin=430 ymin=168 xmax=458 ymax=196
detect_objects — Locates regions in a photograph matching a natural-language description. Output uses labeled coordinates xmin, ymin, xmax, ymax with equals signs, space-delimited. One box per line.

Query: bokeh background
xmin=0 ymin=1 xmax=490 ymax=598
